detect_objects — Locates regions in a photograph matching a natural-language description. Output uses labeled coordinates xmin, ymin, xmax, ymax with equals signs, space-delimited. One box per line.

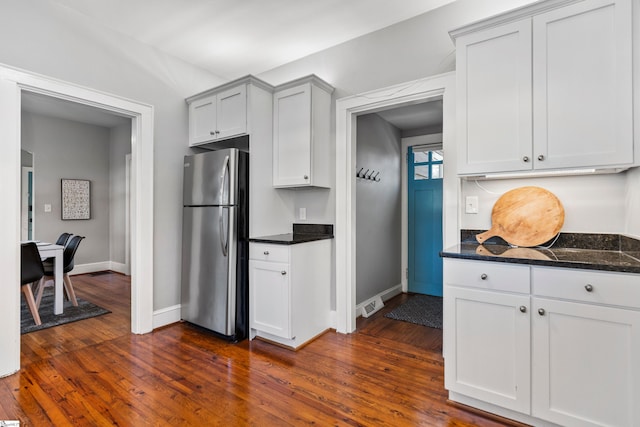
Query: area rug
xmin=21 ymin=288 xmax=110 ymax=334
xmin=385 ymin=294 xmax=443 ymax=329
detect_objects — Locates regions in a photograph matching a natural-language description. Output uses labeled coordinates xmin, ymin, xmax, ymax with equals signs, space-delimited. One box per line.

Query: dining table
xmin=34 ymin=242 xmax=65 ymax=315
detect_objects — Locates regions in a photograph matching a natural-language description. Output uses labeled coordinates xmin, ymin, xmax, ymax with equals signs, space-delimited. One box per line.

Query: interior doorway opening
xmin=353 ymin=98 xmax=444 ymax=322
xmin=0 ymin=66 xmax=154 ymax=377
xmin=335 ymin=72 xmax=457 ymax=334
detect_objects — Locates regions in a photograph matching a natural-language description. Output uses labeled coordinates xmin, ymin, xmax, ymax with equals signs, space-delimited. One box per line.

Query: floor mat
xmin=21 ymin=287 xmax=111 ymax=334
xmin=384 ymin=294 xmax=443 ymax=329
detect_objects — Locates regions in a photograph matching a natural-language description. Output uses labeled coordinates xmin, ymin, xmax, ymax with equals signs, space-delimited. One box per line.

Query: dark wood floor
xmin=3 ymin=273 xmax=525 ymax=426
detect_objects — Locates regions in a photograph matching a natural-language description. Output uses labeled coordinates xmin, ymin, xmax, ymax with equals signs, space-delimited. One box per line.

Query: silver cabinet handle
xmin=216 ymin=130 xmax=220 ymax=134
xmin=523 ymin=156 xmax=529 ymax=162
xmin=210 ymin=130 xmax=216 ymax=135
xmin=538 ymin=308 xmax=546 ymax=316
xmin=304 ymin=175 xmax=309 ymax=180
xmin=585 ymin=284 xmax=593 ymax=292
xmin=263 ymin=251 xmax=269 ymax=255
xmin=281 ymin=271 xmax=287 ymax=275
xmin=519 ymin=306 xmax=527 ymax=313
xmin=480 ymin=273 xmax=488 ymax=280
xmin=538 ymin=154 xmax=545 ymax=161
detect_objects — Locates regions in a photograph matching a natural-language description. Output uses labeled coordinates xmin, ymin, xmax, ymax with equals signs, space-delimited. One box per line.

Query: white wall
xmin=0 ymin=0 xmax=224 ymax=311
xmin=21 ymin=111 xmax=111 ymax=264
xmin=257 ymin=0 xmax=537 ymax=228
xmin=461 ymin=173 xmax=628 ymax=234
xmin=355 ymin=114 xmax=402 ymax=304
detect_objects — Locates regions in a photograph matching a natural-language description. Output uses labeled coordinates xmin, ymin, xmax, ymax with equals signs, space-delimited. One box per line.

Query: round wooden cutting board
xmin=475 ymin=186 xmax=564 ymax=247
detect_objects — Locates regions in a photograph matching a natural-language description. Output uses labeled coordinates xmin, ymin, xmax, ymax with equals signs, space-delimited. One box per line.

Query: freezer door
xmin=183 ymin=149 xmax=238 ymax=206
xmin=181 ymin=205 xmax=237 ymax=335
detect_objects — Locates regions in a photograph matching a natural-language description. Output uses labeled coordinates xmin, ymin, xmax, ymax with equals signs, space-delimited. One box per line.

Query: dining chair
xmin=37 ymin=235 xmax=85 ymax=308
xmin=21 ymin=242 xmax=45 ymax=326
xmin=55 ymin=232 xmax=73 ymax=247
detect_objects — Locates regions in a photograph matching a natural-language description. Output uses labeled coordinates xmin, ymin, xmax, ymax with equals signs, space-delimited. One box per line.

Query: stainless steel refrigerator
xmin=181 ymin=148 xmax=248 ymax=341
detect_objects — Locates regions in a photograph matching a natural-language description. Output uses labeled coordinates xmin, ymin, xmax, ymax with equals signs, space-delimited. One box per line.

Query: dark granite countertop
xmin=250 ymin=223 xmax=334 ymax=245
xmin=440 ymin=232 xmax=640 ymax=274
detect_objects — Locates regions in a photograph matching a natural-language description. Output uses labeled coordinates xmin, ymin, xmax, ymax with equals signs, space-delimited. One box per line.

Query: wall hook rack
xmin=356 ymin=167 xmax=381 ymax=182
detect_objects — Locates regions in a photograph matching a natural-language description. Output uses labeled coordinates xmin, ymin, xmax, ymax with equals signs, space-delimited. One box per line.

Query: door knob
xmin=538 ymin=154 xmax=545 ymax=161
xmin=523 ymin=156 xmax=529 ymax=162
xmin=480 ymin=273 xmax=488 ymax=280
xmin=585 ymin=284 xmax=593 ymax=292
xmin=538 ymin=308 xmax=545 ymax=316
xmin=519 ymin=306 xmax=527 ymax=313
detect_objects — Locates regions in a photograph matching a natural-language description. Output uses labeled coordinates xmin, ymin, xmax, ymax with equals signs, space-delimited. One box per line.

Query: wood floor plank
xmin=4 ymin=272 xmax=529 ymax=426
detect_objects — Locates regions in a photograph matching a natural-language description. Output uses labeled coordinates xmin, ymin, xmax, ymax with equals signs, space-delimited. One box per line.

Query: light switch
xmin=44 ymin=204 xmax=52 ymax=213
xmin=299 ymin=207 xmax=307 ymax=220
xmin=465 ymin=196 xmax=478 ymax=214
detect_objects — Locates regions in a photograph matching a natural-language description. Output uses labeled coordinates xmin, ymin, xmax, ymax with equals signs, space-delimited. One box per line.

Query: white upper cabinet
xmin=452 ymin=0 xmax=634 ymax=176
xmin=456 ymin=20 xmax=533 ymax=174
xmin=273 ymin=75 xmax=333 ymax=188
xmin=187 ymin=76 xmax=273 ymax=147
xmin=532 ymin=0 xmax=633 ymax=170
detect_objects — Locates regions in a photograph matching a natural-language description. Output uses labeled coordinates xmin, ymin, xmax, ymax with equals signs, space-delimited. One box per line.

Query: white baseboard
xmin=356 ymin=284 xmax=403 ymax=318
xmin=153 ymin=304 xmax=182 ymax=329
xmin=70 ymin=261 xmax=130 ymax=276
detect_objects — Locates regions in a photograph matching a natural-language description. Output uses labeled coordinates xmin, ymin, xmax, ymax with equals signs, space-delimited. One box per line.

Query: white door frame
xmin=335 ymin=72 xmax=458 ymax=334
xmin=0 ymin=64 xmax=154 ymax=377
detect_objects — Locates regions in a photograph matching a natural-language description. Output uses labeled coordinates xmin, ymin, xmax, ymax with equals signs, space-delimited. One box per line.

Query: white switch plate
xmin=299 ymin=207 xmax=307 ymax=220
xmin=465 ymin=196 xmax=478 ymax=214
xmin=44 ymin=203 xmax=52 ymax=213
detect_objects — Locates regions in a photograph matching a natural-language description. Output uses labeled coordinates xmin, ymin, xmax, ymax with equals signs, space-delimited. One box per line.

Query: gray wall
xmin=355 ymin=114 xmax=402 ymax=304
xmin=21 ymin=112 xmax=110 ymax=264
xmin=109 ymin=123 xmax=132 ymax=265
xmin=1 ymin=0 xmax=224 ymax=310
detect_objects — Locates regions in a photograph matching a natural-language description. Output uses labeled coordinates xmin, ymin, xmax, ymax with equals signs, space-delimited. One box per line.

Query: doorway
xmin=407 ymin=145 xmax=443 ymax=297
xmin=335 ymin=72 xmax=457 ymax=334
xmin=0 ymin=66 xmax=154 ymax=377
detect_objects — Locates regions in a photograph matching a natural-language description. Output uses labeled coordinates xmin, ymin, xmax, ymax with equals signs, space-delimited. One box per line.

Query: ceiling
xmin=22 ymin=92 xmax=131 ymax=128
xmin=25 ymin=1 xmax=454 ymax=130
xmin=50 ymin=0 xmax=455 ymax=80
xmin=377 ymin=101 xmax=443 ymax=131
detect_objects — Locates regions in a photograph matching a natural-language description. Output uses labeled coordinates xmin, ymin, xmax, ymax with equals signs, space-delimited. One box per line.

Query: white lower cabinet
xmin=445 ymin=286 xmax=531 ymax=414
xmin=249 ymin=240 xmax=331 ymax=349
xmin=444 ymin=259 xmax=640 ymax=427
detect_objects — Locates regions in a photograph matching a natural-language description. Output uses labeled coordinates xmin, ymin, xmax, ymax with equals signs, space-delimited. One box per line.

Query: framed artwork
xmin=61 ymin=179 xmax=91 ymax=220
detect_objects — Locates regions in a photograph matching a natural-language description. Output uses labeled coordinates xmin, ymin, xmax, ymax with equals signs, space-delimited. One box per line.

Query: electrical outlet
xmin=44 ymin=204 xmax=52 ymax=213
xmin=299 ymin=207 xmax=307 ymax=220
xmin=465 ymin=196 xmax=478 ymax=214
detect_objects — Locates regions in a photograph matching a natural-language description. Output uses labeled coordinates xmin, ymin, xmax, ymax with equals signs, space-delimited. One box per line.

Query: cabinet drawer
xmin=533 ymin=267 xmax=640 ymax=309
xmin=444 ymin=259 xmax=530 ymax=293
xmin=249 ymin=243 xmax=289 ymax=263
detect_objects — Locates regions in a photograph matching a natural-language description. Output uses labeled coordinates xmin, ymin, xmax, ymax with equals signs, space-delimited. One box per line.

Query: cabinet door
xmin=532 ymin=298 xmax=640 ymax=427
xmin=532 ymin=0 xmax=632 ymax=170
xmin=249 ymin=260 xmax=291 ymax=339
xmin=216 ymin=85 xmax=247 ymax=140
xmin=273 ymin=84 xmax=311 ymax=187
xmin=456 ymin=20 xmax=532 ymax=175
xmin=189 ymin=95 xmax=217 ymax=145
xmin=444 ymin=287 xmax=531 ymax=414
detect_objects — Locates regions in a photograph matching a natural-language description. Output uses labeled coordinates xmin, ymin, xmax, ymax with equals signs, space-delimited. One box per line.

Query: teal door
xmin=408 ymin=147 xmax=443 ymax=296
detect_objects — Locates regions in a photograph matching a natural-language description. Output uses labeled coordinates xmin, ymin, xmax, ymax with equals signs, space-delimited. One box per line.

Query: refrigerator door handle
xmin=219 ymin=206 xmax=229 ymax=257
xmin=219 ymin=155 xmax=230 ymax=205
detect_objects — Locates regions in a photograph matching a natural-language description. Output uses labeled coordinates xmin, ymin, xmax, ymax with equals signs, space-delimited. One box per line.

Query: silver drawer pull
xmin=281 ymin=271 xmax=287 ymax=275
xmin=519 ymin=306 xmax=527 ymax=313
xmin=480 ymin=273 xmax=488 ymax=280
xmin=585 ymin=284 xmax=593 ymax=292
xmin=538 ymin=308 xmax=546 ymax=316
xmin=523 ymin=156 xmax=529 ymax=162
xmin=263 ymin=251 xmax=269 ymax=255
xmin=538 ymin=154 xmax=545 ymax=161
